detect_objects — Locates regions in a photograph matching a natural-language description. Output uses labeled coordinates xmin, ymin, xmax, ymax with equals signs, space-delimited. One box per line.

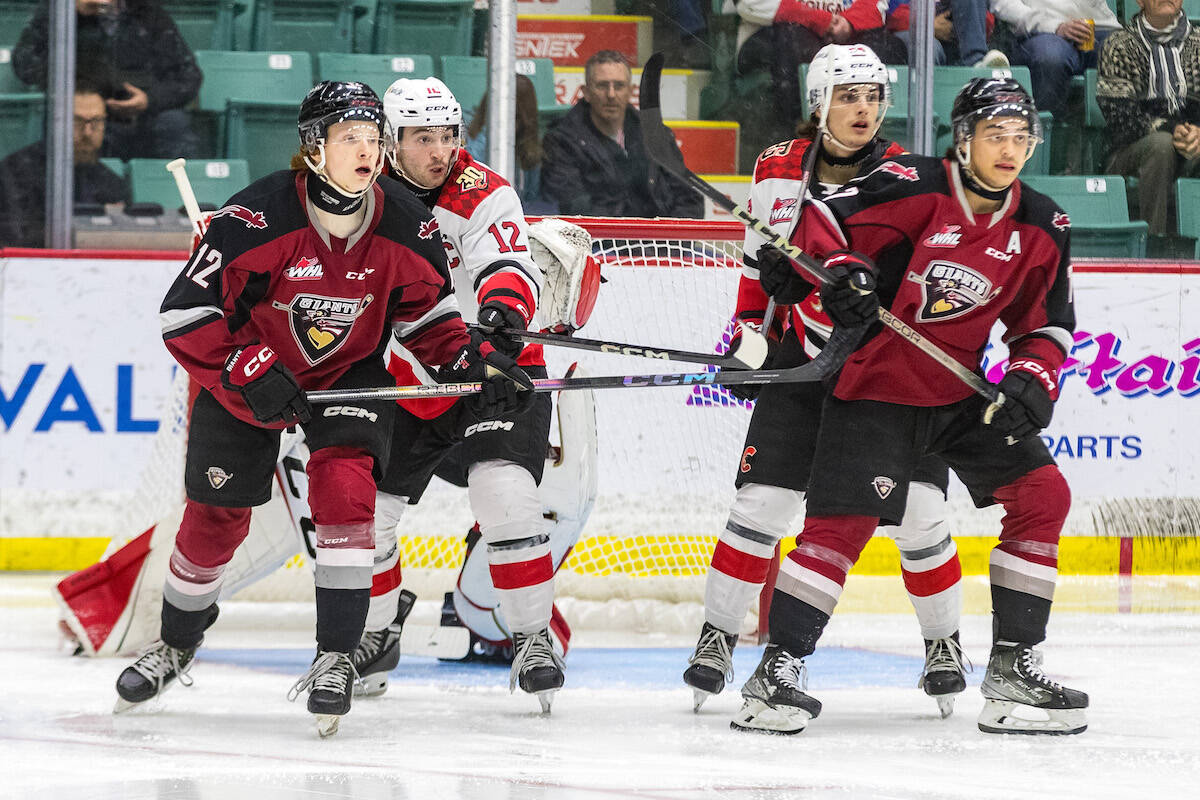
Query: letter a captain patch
xmin=872 ymin=476 xmax=896 ymax=499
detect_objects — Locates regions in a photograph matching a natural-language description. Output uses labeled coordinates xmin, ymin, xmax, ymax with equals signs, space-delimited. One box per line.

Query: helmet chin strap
xmin=303 ymin=143 xmax=381 ymax=214
xmin=816 ymin=93 xmax=886 ymax=158
xmin=955 ymin=141 xmax=1011 ymax=201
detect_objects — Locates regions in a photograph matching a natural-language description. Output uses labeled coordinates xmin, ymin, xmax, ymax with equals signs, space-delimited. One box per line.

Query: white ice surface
xmin=3 ymin=574 xmax=1199 ymax=800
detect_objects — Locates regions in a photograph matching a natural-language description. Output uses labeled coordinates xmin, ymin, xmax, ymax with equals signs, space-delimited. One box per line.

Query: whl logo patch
xmin=924 ymin=224 xmax=962 ymax=248
xmin=909 ymin=261 xmax=998 ymax=322
xmin=872 ymin=476 xmax=896 ymax=499
xmin=285 ymin=256 xmax=324 ymax=280
xmin=206 ymin=467 xmax=232 ymax=489
xmin=271 ymin=293 xmax=373 ymax=364
xmin=770 ymin=197 xmax=797 ymax=225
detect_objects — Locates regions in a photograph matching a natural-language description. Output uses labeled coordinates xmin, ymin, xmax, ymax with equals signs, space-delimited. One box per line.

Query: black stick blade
xmin=638 ymin=52 xmax=688 ymax=176
xmin=640 ymin=51 xmax=664 ymax=115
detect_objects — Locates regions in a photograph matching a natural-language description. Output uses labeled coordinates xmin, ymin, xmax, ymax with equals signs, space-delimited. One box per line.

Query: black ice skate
xmin=977 ymin=642 xmax=1088 ymax=735
xmin=114 ymin=640 xmax=198 ymax=713
xmin=918 ymin=632 xmax=970 ymax=718
xmin=352 ymin=589 xmax=415 ymax=697
xmin=509 ymin=629 xmax=565 ymax=713
xmin=682 ymin=621 xmax=738 ymax=712
xmin=731 ymin=644 xmax=822 ymax=735
xmin=288 ymin=651 xmax=358 ymax=737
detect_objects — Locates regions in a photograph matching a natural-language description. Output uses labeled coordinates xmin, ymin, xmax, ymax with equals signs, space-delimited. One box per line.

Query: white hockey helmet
xmin=383 ymin=76 xmax=463 ymax=133
xmin=806 ymin=44 xmax=892 ymax=116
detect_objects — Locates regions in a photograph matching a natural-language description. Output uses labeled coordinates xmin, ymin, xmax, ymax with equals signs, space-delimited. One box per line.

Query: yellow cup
xmin=1079 ymin=19 xmax=1096 ymax=52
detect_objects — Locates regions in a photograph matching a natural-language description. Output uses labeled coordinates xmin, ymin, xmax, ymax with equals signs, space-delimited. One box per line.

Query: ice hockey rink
xmin=3 ymin=573 xmax=1198 ymax=800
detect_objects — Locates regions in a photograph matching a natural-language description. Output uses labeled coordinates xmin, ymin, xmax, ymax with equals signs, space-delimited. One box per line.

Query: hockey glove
xmin=756 ymin=244 xmax=814 ymax=305
xmin=221 ymin=344 xmax=312 ymax=426
xmin=443 ymin=331 xmax=536 ymax=420
xmin=476 ymin=300 xmax=528 ymax=359
xmin=985 ymin=361 xmax=1057 ymax=438
xmin=727 ymin=332 xmax=778 ymax=402
xmin=819 ymin=251 xmax=879 ymax=328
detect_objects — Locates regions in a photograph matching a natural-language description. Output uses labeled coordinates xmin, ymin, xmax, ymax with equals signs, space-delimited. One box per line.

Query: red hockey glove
xmin=442 ymin=332 xmax=536 ymax=420
xmin=819 ymin=251 xmax=879 ymax=328
xmin=221 ymin=344 xmax=312 ymax=426
xmin=476 ymin=300 xmax=528 ymax=359
xmin=756 ymin=244 xmax=814 ymax=305
xmin=985 ymin=359 xmax=1057 ymax=438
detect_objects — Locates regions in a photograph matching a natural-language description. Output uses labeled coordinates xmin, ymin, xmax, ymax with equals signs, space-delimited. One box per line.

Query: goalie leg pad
xmin=705 ymin=483 xmax=802 ymax=635
xmin=890 ymin=481 xmax=962 ymax=641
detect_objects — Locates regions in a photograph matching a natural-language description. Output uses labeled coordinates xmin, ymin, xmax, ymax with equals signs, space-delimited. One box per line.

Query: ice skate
xmin=730 ymin=645 xmax=822 ymax=735
xmin=509 ymin=629 xmax=565 ymax=713
xmin=682 ymin=622 xmax=737 ymax=712
xmin=114 ymin=640 xmax=198 ymax=713
xmin=288 ymin=651 xmax=357 ymax=737
xmin=977 ymin=642 xmax=1088 ymax=735
xmin=918 ymin=633 xmax=970 ymax=718
xmin=438 ymin=591 xmax=514 ymax=664
xmin=352 ymin=589 xmax=415 ymax=697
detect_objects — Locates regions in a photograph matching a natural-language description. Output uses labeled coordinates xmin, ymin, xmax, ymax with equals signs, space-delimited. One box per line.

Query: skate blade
xmin=315 ymin=713 xmax=341 ymax=738
xmin=692 ymin=688 xmax=713 ymax=713
xmin=729 ymin=699 xmax=812 ymax=735
xmin=535 ymin=689 xmax=557 ymax=714
xmin=977 ymin=699 xmax=1087 ymax=735
xmin=353 ymin=673 xmax=389 ymax=698
xmin=113 ymin=696 xmax=143 ymax=714
xmin=935 ymin=695 xmax=955 ymax=719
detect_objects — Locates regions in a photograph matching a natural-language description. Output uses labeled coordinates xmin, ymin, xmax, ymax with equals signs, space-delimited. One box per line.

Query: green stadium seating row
xmin=93 ymin=158 xmax=250 ymax=211
xmin=1175 ymin=179 xmax=1200 ymax=258
xmin=1022 ymin=174 xmax=1149 ymax=258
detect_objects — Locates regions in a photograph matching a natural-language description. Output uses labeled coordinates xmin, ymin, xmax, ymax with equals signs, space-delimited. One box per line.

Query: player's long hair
xmin=289 ymin=150 xmax=312 ymax=172
xmin=466 ymin=74 xmax=544 ymax=171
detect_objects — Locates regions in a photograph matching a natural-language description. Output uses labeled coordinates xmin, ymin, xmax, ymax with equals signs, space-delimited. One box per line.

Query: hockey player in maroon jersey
xmin=684 ymin=44 xmax=968 ymax=718
xmin=347 ymin=76 xmax=571 ymax=712
xmin=730 ymin=77 xmax=1088 ymax=736
xmin=113 ymin=81 xmax=532 ymax=736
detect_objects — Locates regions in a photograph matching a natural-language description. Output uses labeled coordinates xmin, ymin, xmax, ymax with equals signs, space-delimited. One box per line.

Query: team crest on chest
xmin=909 ymin=261 xmax=999 ymax=322
xmin=770 ymin=197 xmax=797 ymax=224
xmin=271 ymin=293 xmax=374 ymax=364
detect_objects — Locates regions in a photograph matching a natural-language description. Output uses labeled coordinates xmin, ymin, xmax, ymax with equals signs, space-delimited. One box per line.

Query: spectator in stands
xmin=12 ymin=0 xmax=202 ymax=160
xmin=464 ymin=74 xmax=556 ymax=214
xmin=734 ymin=1 xmax=907 ymax=129
xmin=541 ymin=50 xmax=703 ymax=218
xmin=990 ymin=0 xmax=1121 ymax=117
xmin=0 ymin=78 xmax=129 ymax=248
xmin=887 ymin=1 xmax=1009 ymax=67
xmin=667 ymin=0 xmax=711 ymax=69
xmin=1099 ymin=0 xmax=1200 ymax=235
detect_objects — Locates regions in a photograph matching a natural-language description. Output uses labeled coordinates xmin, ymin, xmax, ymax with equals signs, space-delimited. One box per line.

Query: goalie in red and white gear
xmin=684 ymin=44 xmax=967 ymax=718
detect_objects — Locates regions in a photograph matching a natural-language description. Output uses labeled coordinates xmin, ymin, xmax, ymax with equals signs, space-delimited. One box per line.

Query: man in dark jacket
xmin=13 ymin=0 xmax=202 ymax=159
xmin=0 ymin=79 xmax=129 ymax=248
xmin=542 ymin=50 xmax=703 ymax=218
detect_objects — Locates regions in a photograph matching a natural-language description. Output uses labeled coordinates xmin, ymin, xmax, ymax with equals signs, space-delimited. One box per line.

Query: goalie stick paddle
xmin=306 ymin=324 xmax=865 ymax=404
xmin=484 ymin=325 xmax=769 ymax=369
xmin=638 ymin=53 xmax=1003 ymax=415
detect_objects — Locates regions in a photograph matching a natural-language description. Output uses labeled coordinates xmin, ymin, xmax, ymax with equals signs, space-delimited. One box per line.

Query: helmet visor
xmin=959 ymin=101 xmax=1043 ymax=156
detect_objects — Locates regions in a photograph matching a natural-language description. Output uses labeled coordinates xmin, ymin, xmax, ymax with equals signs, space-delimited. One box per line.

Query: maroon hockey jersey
xmin=160 ymin=170 xmax=470 ymax=427
xmin=794 ymin=154 xmax=1075 ymax=406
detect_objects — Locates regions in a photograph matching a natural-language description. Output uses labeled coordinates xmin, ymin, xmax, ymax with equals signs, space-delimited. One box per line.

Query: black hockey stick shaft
xmin=306 ymin=323 xmax=865 ymax=404
xmin=484 ymin=326 xmax=755 ymax=368
xmin=638 ymin=53 xmax=1000 ymax=408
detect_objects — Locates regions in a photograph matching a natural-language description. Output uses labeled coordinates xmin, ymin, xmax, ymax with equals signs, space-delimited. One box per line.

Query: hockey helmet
xmin=805 ymin=44 xmax=892 ymax=117
xmin=383 ymin=77 xmax=463 ymax=134
xmin=298 ymin=80 xmax=386 ymax=150
xmin=951 ymin=77 xmax=1043 ymax=157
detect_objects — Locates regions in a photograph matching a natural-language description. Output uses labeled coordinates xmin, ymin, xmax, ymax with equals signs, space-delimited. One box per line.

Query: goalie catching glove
xmin=819 ymin=251 xmax=879 ymax=328
xmin=222 ymin=344 xmax=312 ymax=426
xmin=528 ymin=218 xmax=600 ymax=334
xmin=442 ymin=331 xmax=536 ymax=420
xmin=985 ymin=339 xmax=1061 ymax=438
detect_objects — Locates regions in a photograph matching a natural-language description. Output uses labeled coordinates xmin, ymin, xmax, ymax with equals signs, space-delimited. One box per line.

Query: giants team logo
xmin=872 ymin=476 xmax=896 ymax=500
xmin=285 ymin=256 xmax=324 ymax=280
xmin=418 ymin=218 xmax=439 ymax=240
xmin=909 ymin=261 xmax=999 ymax=322
xmin=1052 ymin=211 xmax=1071 ymax=230
xmin=872 ymin=161 xmax=919 ymax=181
xmin=271 ymin=293 xmax=374 ymax=364
xmin=770 ymin=197 xmax=797 ymax=225
xmin=209 ymin=204 xmax=268 ymax=229
xmin=924 ymin=224 xmax=962 ymax=248
xmin=206 ymin=467 xmax=232 ymax=489
xmin=456 ymin=165 xmax=488 ymax=192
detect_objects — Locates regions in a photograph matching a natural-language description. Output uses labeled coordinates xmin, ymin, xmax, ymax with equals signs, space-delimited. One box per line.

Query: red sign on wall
xmin=516 ymin=17 xmax=640 ymax=67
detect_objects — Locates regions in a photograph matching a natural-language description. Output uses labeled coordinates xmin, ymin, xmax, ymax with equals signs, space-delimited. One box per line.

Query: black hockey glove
xmin=727 ymin=333 xmax=778 ymax=402
xmin=221 ymin=344 xmax=312 ymax=426
xmin=476 ymin=300 xmax=528 ymax=359
xmin=985 ymin=364 xmax=1056 ymax=438
xmin=819 ymin=251 xmax=879 ymax=328
xmin=443 ymin=331 xmax=536 ymax=420
xmin=756 ymin=244 xmax=814 ymax=305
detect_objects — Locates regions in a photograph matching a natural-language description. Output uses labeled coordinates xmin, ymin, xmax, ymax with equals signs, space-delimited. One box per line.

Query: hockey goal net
xmin=113 ymin=218 xmax=760 ymax=635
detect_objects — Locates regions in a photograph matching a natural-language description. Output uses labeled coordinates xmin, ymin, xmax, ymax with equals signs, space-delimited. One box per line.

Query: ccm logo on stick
xmin=322 ymin=406 xmax=378 ymax=422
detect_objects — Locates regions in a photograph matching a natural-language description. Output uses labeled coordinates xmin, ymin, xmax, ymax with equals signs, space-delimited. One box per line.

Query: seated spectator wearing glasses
xmin=0 ymin=79 xmax=129 ymax=248
xmin=12 ymin=0 xmax=202 ymax=160
xmin=1099 ymin=0 xmax=1200 ymax=235
xmin=887 ymin=1 xmax=1009 ymax=67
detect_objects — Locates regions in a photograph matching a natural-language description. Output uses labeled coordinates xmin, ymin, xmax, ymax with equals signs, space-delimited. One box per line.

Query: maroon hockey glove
xmin=221 ymin=344 xmax=312 ymax=426
xmin=986 ymin=361 xmax=1057 ymax=438
xmin=476 ymin=300 xmax=528 ymax=359
xmin=443 ymin=332 xmax=536 ymax=420
xmin=819 ymin=251 xmax=879 ymax=328
xmin=756 ymin=244 xmax=814 ymax=305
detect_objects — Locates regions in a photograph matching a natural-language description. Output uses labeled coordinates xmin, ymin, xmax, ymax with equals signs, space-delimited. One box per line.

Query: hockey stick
xmin=166 ymin=158 xmax=207 ymax=238
xmin=483 ymin=324 xmax=768 ymax=369
xmin=638 ymin=53 xmax=1003 ymax=415
xmin=306 ymin=324 xmax=864 ymax=403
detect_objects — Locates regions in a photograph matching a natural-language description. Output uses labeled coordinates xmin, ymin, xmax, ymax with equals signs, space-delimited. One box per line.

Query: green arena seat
xmin=161 ymin=1 xmax=250 ymax=52
xmin=317 ymin=52 xmax=434 ymax=98
xmin=517 ymin=57 xmax=566 ymax=126
xmin=0 ymin=91 xmax=43 ymax=160
xmin=250 ymin=0 xmax=360 ymax=56
xmin=1175 ymin=178 xmax=1200 ymax=258
xmin=0 ymin=42 xmax=28 ymax=92
xmin=369 ymin=0 xmax=473 ymax=61
xmin=439 ymin=55 xmax=487 ymax=116
xmin=1021 ymin=174 xmax=1149 ymax=258
xmin=98 ymin=158 xmax=126 ymax=178
xmin=129 ymin=158 xmax=250 ymax=210
xmin=0 ymin=1 xmax=38 ymax=38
